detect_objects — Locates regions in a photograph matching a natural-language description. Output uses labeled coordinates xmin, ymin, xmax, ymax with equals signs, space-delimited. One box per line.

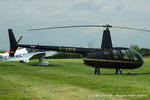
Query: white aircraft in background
xmin=0 ymin=47 xmax=57 ymax=65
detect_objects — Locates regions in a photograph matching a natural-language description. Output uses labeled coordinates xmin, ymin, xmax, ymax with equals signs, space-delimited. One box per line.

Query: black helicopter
xmin=8 ymin=25 xmax=150 ymax=75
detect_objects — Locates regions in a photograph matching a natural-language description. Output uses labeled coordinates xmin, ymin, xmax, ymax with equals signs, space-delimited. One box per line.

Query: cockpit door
xmin=113 ymin=49 xmax=121 ymax=60
xmin=120 ymin=49 xmax=134 ymax=61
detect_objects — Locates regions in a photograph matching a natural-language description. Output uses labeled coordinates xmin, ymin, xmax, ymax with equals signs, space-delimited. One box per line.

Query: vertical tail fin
xmin=8 ymin=29 xmax=18 ymax=57
xmin=101 ymin=28 xmax=112 ymax=49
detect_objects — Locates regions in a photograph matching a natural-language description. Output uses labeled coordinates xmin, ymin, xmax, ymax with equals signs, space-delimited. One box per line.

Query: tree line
xmin=130 ymin=45 xmax=150 ymax=57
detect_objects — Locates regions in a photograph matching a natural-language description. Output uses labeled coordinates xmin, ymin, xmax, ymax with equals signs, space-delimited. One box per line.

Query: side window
xmin=120 ymin=50 xmax=131 ymax=60
xmin=113 ymin=49 xmax=119 ymax=59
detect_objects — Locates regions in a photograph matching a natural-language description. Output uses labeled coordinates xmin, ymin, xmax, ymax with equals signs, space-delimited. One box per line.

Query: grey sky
xmin=0 ymin=0 xmax=150 ymax=50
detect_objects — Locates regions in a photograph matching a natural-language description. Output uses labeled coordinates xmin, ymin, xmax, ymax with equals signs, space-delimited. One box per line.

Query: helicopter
xmin=8 ymin=25 xmax=150 ymax=75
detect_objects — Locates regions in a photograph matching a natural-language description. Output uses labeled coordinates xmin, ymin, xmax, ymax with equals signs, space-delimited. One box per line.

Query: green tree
xmin=140 ymin=48 xmax=150 ymax=56
xmin=130 ymin=44 xmax=140 ymax=52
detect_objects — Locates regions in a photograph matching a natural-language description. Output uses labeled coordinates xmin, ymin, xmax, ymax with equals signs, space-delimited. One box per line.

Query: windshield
xmin=129 ymin=49 xmax=143 ymax=62
xmin=113 ymin=48 xmax=143 ymax=63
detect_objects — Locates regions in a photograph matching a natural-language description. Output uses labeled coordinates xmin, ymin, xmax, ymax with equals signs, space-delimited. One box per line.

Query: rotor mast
xmin=101 ymin=26 xmax=112 ymax=49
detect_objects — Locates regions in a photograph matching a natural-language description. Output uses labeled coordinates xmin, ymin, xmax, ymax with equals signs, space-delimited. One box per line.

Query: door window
xmin=120 ymin=49 xmax=131 ymax=61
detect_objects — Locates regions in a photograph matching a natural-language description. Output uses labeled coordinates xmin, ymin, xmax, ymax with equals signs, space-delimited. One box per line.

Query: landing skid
xmin=37 ymin=56 xmax=49 ymax=66
xmin=116 ymin=68 xmax=123 ymax=75
xmin=94 ymin=67 xmax=100 ymax=75
xmin=94 ymin=67 xmax=123 ymax=75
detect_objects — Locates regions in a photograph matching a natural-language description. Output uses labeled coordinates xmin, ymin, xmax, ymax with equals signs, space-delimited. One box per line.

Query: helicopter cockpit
xmin=112 ymin=48 xmax=143 ymax=63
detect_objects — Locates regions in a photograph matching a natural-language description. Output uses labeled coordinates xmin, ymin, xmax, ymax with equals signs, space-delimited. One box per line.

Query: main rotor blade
xmin=28 ymin=24 xmax=150 ymax=32
xmin=28 ymin=25 xmax=109 ymax=31
xmin=112 ymin=26 xmax=150 ymax=32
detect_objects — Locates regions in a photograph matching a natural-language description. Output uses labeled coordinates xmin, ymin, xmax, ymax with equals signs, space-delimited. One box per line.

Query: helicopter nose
xmin=140 ymin=56 xmax=144 ymax=65
xmin=137 ymin=52 xmax=144 ymax=66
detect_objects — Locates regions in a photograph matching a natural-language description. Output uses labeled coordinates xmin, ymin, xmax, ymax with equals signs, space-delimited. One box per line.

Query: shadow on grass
xmin=28 ymin=63 xmax=59 ymax=67
xmin=100 ymin=72 xmax=150 ymax=75
xmin=127 ymin=73 xmax=150 ymax=75
xmin=0 ymin=64 xmax=16 ymax=66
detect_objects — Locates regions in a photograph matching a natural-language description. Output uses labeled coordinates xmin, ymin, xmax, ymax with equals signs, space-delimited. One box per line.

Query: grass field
xmin=0 ymin=58 xmax=149 ymax=100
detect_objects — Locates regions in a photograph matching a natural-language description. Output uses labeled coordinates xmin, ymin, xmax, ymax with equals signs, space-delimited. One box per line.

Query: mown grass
xmin=0 ymin=58 xmax=149 ymax=100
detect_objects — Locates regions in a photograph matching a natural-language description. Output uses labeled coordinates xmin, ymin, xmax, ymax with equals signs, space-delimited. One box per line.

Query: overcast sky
xmin=0 ymin=0 xmax=150 ymax=50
